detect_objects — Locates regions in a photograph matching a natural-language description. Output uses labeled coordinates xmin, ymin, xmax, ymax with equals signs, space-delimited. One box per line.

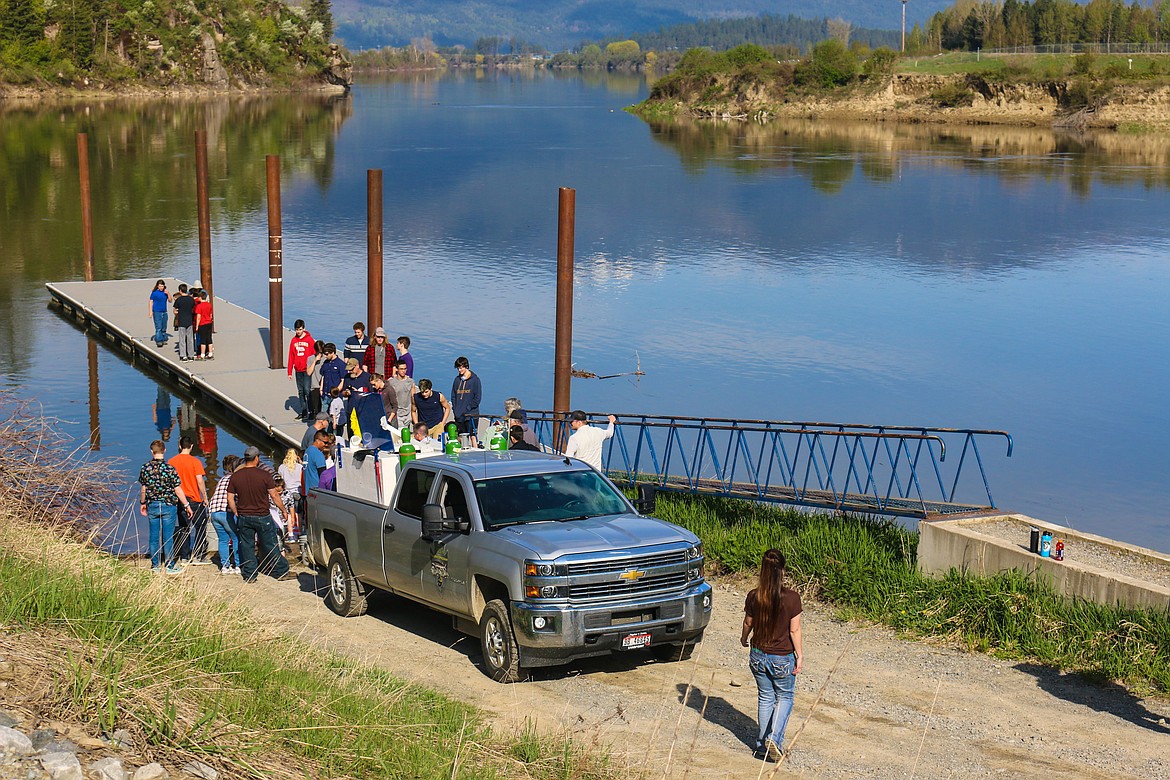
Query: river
xmin=1 ymin=70 xmax=1167 ymax=553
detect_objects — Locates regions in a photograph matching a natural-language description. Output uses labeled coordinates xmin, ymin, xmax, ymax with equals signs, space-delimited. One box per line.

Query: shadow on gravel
xmin=677 ymin=683 xmax=757 ymax=748
xmin=1014 ymin=663 xmax=1170 ymax=734
xmin=297 ymin=569 xmax=689 ymax=680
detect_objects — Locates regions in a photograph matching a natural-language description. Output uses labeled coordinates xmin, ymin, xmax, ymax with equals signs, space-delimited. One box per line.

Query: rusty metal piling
xmin=367 ymin=170 xmax=384 ymax=331
xmin=552 ymin=187 xmax=576 ymax=453
xmin=77 ymin=133 xmax=95 ymax=282
xmin=195 ymin=129 xmax=213 ymax=302
xmin=266 ymin=155 xmax=284 ymax=369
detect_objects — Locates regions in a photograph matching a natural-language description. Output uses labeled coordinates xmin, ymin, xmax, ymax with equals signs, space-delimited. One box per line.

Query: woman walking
xmin=740 ymin=548 xmax=803 ymax=762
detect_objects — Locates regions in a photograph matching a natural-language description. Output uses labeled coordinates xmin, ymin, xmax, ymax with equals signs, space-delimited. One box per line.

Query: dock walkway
xmin=49 ymin=278 xmax=308 ymax=450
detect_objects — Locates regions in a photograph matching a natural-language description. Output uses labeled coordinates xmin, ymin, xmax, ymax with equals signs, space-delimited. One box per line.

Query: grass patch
xmin=0 ymin=517 xmax=615 ymax=779
xmin=649 ymin=492 xmax=1170 ymax=696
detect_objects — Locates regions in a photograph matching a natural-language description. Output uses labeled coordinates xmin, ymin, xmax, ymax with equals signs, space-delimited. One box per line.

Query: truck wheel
xmin=479 ymin=599 xmax=528 ymax=683
xmin=652 ymin=634 xmax=702 ymax=662
xmin=326 ymin=548 xmax=368 ymax=617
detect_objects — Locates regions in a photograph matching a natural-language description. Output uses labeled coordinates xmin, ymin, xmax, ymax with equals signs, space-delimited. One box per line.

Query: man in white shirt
xmin=564 ymin=410 xmax=617 ymax=470
xmin=408 ymin=422 xmax=442 ymax=453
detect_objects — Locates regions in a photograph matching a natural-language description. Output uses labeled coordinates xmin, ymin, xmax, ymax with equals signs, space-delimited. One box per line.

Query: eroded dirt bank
xmin=200 ymin=564 xmax=1170 ymax=779
xmin=652 ymin=73 xmax=1170 ymax=131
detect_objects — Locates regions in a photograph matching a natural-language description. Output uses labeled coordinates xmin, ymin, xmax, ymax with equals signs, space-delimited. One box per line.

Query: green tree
xmin=604 ymin=39 xmax=641 ymax=68
xmin=58 ymin=0 xmax=97 ymax=69
xmin=307 ymin=0 xmax=333 ymax=42
xmin=581 ymin=43 xmax=603 ymax=69
xmin=0 ymin=0 xmax=43 ymax=47
xmin=797 ymin=38 xmax=858 ymax=88
xmin=863 ymin=47 xmax=898 ymax=77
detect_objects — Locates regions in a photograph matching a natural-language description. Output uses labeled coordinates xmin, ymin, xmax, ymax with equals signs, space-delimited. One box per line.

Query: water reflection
xmin=645 ymin=117 xmax=1170 ymax=195
xmin=0 ymin=94 xmax=351 ymax=379
xmin=0 ymin=94 xmax=351 ymax=285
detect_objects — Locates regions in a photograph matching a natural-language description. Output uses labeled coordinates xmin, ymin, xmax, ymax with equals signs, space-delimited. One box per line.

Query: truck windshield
xmin=473 ymin=470 xmax=631 ymax=529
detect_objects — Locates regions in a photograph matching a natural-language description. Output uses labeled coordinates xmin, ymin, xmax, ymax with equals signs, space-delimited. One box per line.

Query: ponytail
xmin=753 ymin=548 xmax=787 ymax=643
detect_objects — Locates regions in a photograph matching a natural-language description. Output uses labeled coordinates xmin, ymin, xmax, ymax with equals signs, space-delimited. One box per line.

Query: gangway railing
xmin=518 ymin=411 xmax=1013 ymax=519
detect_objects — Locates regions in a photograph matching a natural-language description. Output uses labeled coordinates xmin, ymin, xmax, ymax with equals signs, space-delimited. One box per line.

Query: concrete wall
xmin=917 ymin=514 xmax=1170 ymax=612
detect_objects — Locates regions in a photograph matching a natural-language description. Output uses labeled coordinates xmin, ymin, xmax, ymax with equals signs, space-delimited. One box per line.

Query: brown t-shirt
xmin=228 ymin=466 xmax=275 ymax=516
xmin=744 ymin=587 xmax=802 ymax=655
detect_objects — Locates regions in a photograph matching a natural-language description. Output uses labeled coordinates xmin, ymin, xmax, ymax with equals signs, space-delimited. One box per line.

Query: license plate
xmin=621 ymin=632 xmax=652 ymax=650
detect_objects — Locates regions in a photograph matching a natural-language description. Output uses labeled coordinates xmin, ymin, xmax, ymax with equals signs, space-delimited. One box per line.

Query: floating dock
xmin=48 ymin=278 xmax=306 ymax=450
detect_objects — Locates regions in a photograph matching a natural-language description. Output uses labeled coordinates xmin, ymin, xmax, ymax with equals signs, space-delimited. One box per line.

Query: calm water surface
xmin=1 ymin=71 xmax=1168 ymax=552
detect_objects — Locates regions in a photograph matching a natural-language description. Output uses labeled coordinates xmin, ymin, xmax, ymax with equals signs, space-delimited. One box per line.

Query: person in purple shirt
xmin=319 ymin=342 xmax=347 ymax=397
xmin=396 ymin=336 xmax=414 ymax=378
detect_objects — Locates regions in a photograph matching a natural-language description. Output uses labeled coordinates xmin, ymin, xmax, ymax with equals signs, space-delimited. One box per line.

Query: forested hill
xmin=631 ymin=14 xmax=901 ymax=53
xmin=0 ymin=0 xmax=345 ymax=90
xmin=333 ymin=0 xmax=951 ymax=51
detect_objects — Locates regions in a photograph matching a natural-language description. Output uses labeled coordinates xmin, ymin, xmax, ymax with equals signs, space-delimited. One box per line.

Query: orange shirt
xmin=168 ymin=453 xmax=207 ymax=502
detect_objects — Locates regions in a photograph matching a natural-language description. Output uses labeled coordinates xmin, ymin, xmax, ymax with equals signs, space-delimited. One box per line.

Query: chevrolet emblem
xmin=619 ymin=569 xmax=646 ymax=582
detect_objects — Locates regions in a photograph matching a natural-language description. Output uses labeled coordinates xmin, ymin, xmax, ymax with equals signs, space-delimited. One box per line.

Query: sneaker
xmin=190 ymin=558 xmax=213 ymax=566
xmin=220 ymin=566 xmax=233 ymax=575
xmin=165 ymin=565 xmax=184 ymax=575
xmin=764 ymin=740 xmax=783 ymax=762
xmin=276 ymin=571 xmax=297 ymax=582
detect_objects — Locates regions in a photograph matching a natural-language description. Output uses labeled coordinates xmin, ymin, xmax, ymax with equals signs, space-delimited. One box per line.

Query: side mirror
xmin=634 ymin=483 xmax=657 ymax=514
xmin=421 ymin=503 xmax=444 ymax=539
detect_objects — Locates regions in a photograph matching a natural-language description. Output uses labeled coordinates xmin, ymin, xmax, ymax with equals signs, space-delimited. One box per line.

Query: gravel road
xmin=198 ymin=563 xmax=1170 ymax=779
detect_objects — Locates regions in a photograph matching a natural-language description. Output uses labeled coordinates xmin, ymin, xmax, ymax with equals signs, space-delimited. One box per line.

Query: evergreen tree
xmin=1 ymin=0 xmax=43 ymax=47
xmin=59 ymin=0 xmax=97 ymax=69
xmin=307 ymin=0 xmax=333 ymax=42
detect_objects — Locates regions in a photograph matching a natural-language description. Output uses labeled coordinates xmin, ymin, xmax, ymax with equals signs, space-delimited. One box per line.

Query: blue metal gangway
xmin=522 ymin=412 xmax=1013 ymax=519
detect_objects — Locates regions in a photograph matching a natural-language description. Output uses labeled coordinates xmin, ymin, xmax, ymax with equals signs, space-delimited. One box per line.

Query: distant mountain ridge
xmin=333 ymin=0 xmax=953 ymax=51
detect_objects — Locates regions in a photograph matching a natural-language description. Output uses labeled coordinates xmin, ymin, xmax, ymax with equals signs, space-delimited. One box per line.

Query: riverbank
xmin=0 ymin=79 xmax=349 ymax=103
xmin=0 ymin=513 xmax=612 ymax=780
xmin=635 ymin=70 xmax=1170 ymax=132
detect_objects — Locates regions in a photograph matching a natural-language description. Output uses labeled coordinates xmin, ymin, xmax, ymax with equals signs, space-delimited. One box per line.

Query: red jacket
xmin=287 ymin=332 xmax=315 ymax=375
xmin=362 ymin=342 xmax=397 ymax=378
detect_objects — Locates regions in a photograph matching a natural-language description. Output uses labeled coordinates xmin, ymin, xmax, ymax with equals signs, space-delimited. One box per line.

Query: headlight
xmin=524 ymin=561 xmax=556 ymax=576
xmin=533 ymin=616 xmax=548 ymax=629
xmin=524 ymin=584 xmax=560 ymax=599
xmin=689 ymin=566 xmax=702 ymax=581
xmin=687 ymin=543 xmax=703 ymax=560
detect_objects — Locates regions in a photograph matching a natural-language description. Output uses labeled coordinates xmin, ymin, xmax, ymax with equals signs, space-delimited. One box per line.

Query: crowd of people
xmin=143 ymin=283 xmax=802 ymax=763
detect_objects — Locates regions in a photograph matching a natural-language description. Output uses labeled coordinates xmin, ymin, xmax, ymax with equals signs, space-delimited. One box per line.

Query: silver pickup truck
xmin=304 ymin=450 xmax=712 ymax=682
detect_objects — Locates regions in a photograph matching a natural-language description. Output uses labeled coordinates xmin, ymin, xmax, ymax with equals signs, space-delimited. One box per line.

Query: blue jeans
xmin=209 ymin=510 xmax=238 ymax=568
xmin=152 ymin=311 xmax=169 ymax=344
xmin=749 ymin=648 xmax=796 ymax=752
xmin=235 ymin=514 xmax=289 ymax=582
xmin=146 ymin=501 xmax=178 ymax=569
xmin=295 ymin=370 xmax=312 ymax=417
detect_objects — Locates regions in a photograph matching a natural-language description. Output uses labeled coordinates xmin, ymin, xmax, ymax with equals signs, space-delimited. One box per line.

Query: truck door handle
xmin=383 ymin=523 xmax=395 ymax=534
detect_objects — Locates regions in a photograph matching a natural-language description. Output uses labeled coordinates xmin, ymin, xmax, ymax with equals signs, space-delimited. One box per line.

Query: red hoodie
xmin=287 ymin=332 xmax=315 ymax=375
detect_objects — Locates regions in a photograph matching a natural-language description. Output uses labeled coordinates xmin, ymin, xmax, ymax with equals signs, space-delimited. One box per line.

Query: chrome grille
xmin=566 ymin=572 xmax=689 ymax=600
xmin=564 ymin=550 xmax=687 ymax=576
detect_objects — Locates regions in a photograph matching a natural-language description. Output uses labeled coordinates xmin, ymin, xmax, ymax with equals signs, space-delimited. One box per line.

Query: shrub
xmin=863 ymin=46 xmax=898 ymax=77
xmin=1072 ymin=51 xmax=1096 ymax=76
xmin=929 ymin=82 xmax=975 ymax=107
xmin=795 ymin=38 xmax=859 ymax=89
xmin=724 ymin=43 xmax=770 ymax=69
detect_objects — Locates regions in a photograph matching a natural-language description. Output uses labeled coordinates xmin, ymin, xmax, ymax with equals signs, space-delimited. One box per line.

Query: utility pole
xmin=902 ymin=0 xmax=909 ymax=53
